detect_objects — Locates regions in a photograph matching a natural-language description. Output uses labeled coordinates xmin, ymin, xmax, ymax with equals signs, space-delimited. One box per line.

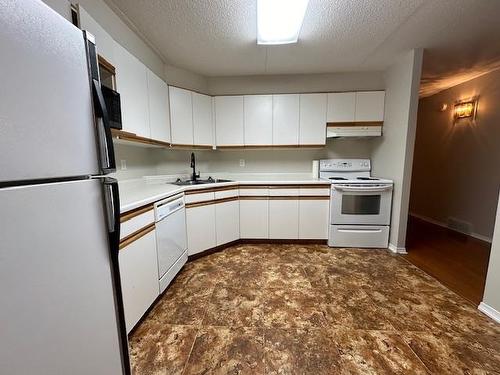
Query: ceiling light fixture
xmin=257 ymin=0 xmax=309 ymax=45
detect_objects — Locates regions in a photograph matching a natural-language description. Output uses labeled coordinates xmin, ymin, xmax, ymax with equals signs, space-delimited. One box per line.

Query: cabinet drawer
xmin=185 ymin=191 xmax=215 ymax=203
xmin=299 ymin=187 xmax=330 ymax=196
xmin=215 ymin=188 xmax=238 ymax=199
xmin=120 ymin=208 xmax=155 ymax=240
xmin=239 ymin=187 xmax=269 ymax=196
xmin=269 ymin=187 xmax=299 ymax=196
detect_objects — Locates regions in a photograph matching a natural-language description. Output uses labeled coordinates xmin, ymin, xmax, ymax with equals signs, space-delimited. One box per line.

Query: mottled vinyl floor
xmin=129 ymin=244 xmax=500 ymax=374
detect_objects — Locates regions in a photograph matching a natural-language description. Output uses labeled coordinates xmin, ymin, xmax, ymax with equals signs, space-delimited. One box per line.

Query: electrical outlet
xmin=239 ymin=159 xmax=245 ymax=167
xmin=120 ymin=160 xmax=127 ymax=170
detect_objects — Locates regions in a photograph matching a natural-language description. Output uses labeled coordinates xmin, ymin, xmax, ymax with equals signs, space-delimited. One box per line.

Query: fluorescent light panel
xmin=257 ymin=0 xmax=309 ymax=45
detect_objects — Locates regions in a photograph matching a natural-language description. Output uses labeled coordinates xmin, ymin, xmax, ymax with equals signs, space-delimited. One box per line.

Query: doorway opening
xmin=405 ymin=68 xmax=500 ymax=305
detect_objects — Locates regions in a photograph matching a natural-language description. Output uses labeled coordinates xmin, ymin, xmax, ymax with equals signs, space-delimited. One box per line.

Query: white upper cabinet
xmin=113 ymin=42 xmax=150 ymax=138
xmin=147 ymin=70 xmax=170 ymax=143
xmin=272 ymin=94 xmax=300 ymax=146
xmin=244 ymin=95 xmax=273 ymax=145
xmin=169 ymin=86 xmax=193 ymax=145
xmin=192 ymin=92 xmax=213 ymax=147
xmin=327 ymin=92 xmax=356 ymax=123
xmin=355 ymin=91 xmax=385 ymax=122
xmin=299 ymin=93 xmax=327 ymax=145
xmin=215 ymin=96 xmax=244 ymax=146
xmin=78 ymin=6 xmax=115 ymax=64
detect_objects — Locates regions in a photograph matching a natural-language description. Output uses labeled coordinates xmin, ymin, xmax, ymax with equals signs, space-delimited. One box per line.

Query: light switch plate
xmin=120 ymin=160 xmax=127 ymax=170
xmin=239 ymin=159 xmax=245 ymax=167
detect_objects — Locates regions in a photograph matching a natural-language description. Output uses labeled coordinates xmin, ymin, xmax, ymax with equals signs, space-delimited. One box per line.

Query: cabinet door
xmin=186 ymin=204 xmax=216 ymax=255
xmin=299 ymin=199 xmax=330 ymax=239
xmin=216 ymin=200 xmax=240 ymax=245
xmin=244 ymin=95 xmax=272 ymax=145
xmin=169 ymin=86 xmax=194 ymax=145
xmin=240 ymin=199 xmax=268 ymax=239
xmin=192 ymin=92 xmax=213 ymax=146
xmin=269 ymin=199 xmax=299 ymax=239
xmin=78 ymin=6 xmax=115 ymax=65
xmin=119 ymin=230 xmax=159 ymax=333
xmin=299 ymin=93 xmax=327 ymax=145
xmin=273 ymin=94 xmax=299 ymax=146
xmin=113 ymin=42 xmax=150 ymax=137
xmin=147 ymin=70 xmax=171 ymax=143
xmin=327 ymin=92 xmax=355 ymax=122
xmin=355 ymin=91 xmax=385 ymax=122
xmin=215 ymin=96 xmax=244 ymax=146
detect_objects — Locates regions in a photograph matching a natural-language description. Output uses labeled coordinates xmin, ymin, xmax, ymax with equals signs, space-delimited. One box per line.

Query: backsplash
xmin=113 ymin=138 xmax=373 ymax=180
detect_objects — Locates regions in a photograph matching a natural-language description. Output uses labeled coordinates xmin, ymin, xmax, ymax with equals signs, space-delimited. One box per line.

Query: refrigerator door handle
xmin=103 ymin=177 xmax=131 ymax=374
xmin=104 ymin=177 xmax=120 ymax=254
xmin=92 ymin=79 xmax=117 ymax=174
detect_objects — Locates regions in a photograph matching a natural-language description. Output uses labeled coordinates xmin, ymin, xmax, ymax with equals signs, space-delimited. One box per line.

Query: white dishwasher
xmin=155 ymin=193 xmax=188 ymax=293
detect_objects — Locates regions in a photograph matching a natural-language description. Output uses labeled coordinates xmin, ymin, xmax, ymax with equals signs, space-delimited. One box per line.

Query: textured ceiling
xmin=105 ymin=0 xmax=500 ymax=95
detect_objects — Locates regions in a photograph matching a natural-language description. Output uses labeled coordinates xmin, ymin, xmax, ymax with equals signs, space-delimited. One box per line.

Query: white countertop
xmin=119 ymin=173 xmax=329 ymax=213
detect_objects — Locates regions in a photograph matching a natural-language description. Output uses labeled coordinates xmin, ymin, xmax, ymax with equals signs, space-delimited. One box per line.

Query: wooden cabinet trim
xmin=120 ymin=204 xmax=154 ymax=223
xmin=185 ymin=186 xmax=238 ymax=195
xmin=170 ymin=143 xmax=213 ymax=150
xmin=185 ymin=196 xmax=239 ymax=208
xmin=239 ymin=185 xmax=269 ymax=189
xmin=299 ymin=196 xmax=331 ymax=200
xmin=239 ymin=196 xmax=269 ymax=200
xmin=327 ymin=121 xmax=383 ymax=127
xmin=98 ymin=54 xmax=116 ymax=75
xmin=111 ymin=129 xmax=170 ymax=148
xmin=119 ymin=223 xmax=155 ymax=250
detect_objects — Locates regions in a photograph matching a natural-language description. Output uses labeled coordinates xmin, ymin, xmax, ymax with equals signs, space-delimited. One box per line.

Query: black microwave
xmin=101 ymin=85 xmax=122 ymax=130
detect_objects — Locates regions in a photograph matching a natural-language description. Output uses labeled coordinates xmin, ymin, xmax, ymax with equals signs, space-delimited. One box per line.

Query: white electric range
xmin=320 ymin=159 xmax=393 ymax=248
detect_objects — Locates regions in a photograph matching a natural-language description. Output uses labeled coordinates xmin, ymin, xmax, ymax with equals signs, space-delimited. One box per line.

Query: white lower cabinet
xmin=240 ymin=199 xmax=269 ymax=239
xmin=186 ymin=204 xmax=216 ymax=255
xmin=269 ymin=199 xmax=299 ymax=239
xmin=299 ymin=199 xmax=330 ymax=239
xmin=119 ymin=230 xmax=159 ymax=333
xmin=215 ymin=200 xmax=240 ymax=245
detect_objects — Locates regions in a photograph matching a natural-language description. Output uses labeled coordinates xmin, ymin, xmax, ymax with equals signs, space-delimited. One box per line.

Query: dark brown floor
xmin=405 ymin=216 xmax=491 ymax=305
xmin=129 ymin=244 xmax=500 ymax=374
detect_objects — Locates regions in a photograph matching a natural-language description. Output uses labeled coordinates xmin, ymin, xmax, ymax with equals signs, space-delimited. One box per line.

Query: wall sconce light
xmin=454 ymin=97 xmax=478 ymax=122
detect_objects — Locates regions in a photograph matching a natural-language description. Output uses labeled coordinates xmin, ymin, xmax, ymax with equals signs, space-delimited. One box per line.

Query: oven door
xmin=331 ymin=184 xmax=392 ymax=225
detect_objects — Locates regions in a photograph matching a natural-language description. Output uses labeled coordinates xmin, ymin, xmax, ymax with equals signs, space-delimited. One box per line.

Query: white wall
xmin=42 ymin=0 xmax=208 ymax=91
xmin=482 ymin=193 xmax=500 ymax=315
xmin=371 ymin=49 xmax=423 ymax=251
xmin=410 ymin=69 xmax=500 ymax=241
xmin=207 ymin=72 xmax=384 ymax=95
xmin=111 ymin=144 xmax=157 ymax=180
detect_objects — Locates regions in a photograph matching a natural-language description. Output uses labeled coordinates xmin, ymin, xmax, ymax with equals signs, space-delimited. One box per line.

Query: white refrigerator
xmin=0 ymin=1 xmax=129 ymax=374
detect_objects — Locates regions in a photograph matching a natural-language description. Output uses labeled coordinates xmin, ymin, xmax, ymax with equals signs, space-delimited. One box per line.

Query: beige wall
xmin=410 ymin=69 xmax=500 ymax=241
xmin=207 ymin=72 xmax=384 ymax=95
xmin=482 ymin=192 xmax=500 ymax=313
xmin=371 ymin=49 xmax=423 ymax=251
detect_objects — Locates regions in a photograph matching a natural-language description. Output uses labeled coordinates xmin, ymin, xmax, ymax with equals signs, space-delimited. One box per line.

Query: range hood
xmin=326 ymin=123 xmax=382 ymax=138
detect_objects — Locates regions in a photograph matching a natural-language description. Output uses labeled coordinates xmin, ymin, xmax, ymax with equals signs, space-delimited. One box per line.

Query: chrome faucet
xmin=190 ymin=152 xmax=200 ymax=181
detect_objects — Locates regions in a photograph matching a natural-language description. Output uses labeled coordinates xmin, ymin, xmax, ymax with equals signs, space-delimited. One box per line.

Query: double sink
xmin=172 ymin=177 xmax=233 ymax=186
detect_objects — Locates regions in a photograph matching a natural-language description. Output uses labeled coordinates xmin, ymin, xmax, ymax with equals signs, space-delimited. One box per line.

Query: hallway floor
xmin=405 ymin=215 xmax=491 ymax=305
xmin=129 ymin=244 xmax=500 ymax=374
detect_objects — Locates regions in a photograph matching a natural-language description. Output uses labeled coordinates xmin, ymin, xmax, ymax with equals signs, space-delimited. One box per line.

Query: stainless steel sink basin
xmin=172 ymin=177 xmax=233 ymax=186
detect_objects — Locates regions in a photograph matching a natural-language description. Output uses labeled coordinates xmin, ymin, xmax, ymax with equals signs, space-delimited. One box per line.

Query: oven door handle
xmin=333 ymin=185 xmax=392 ymax=193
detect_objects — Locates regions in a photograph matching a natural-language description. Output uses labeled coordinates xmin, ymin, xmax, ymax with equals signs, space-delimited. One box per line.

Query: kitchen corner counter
xmin=118 ymin=174 xmax=330 ymax=213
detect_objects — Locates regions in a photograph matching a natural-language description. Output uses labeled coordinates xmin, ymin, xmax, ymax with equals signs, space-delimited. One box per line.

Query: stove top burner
xmin=329 ymin=177 xmax=348 ymax=180
xmin=356 ymin=177 xmax=379 ymax=180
